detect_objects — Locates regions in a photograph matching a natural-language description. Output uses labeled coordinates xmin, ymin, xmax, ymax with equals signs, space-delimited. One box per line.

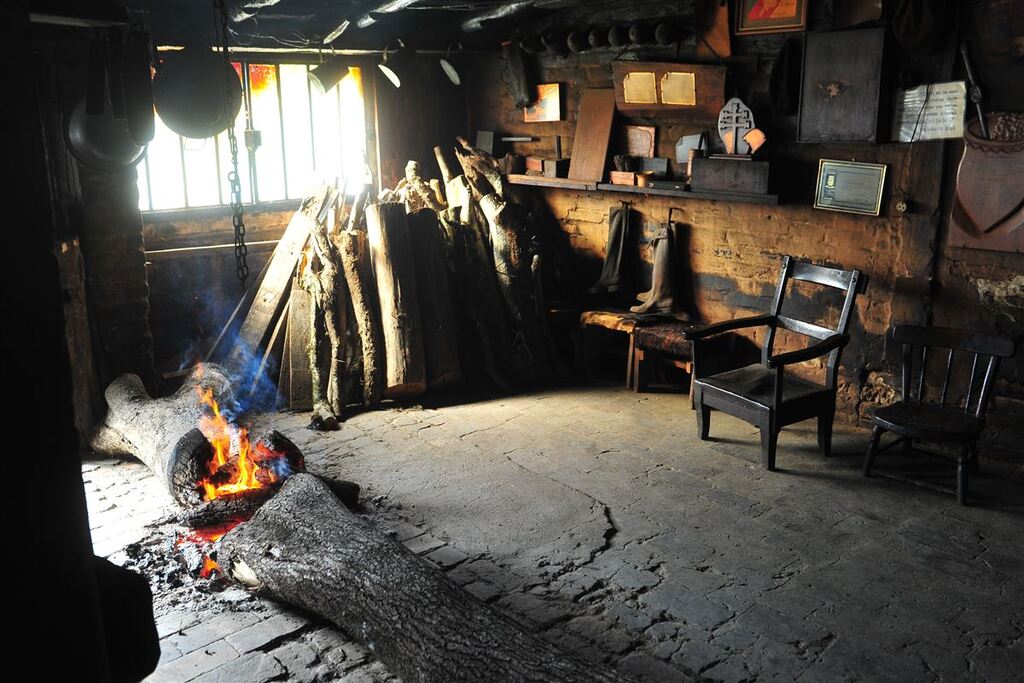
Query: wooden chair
xmin=685 ymin=257 xmax=866 ymax=470
xmin=862 ymin=325 xmax=1015 ymax=505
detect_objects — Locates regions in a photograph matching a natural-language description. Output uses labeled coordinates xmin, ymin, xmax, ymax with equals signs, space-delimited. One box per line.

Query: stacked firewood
xmin=209 ymin=138 xmax=560 ymax=429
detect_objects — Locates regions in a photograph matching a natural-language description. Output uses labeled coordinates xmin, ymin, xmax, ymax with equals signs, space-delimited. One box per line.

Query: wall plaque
xmin=814 ymin=159 xmax=887 ymax=216
xmin=891 ymin=81 xmax=966 ymax=142
xmin=623 ymin=72 xmax=657 ymax=104
xmin=524 ymin=83 xmax=561 ymax=123
xmin=660 ymin=72 xmax=696 ymax=105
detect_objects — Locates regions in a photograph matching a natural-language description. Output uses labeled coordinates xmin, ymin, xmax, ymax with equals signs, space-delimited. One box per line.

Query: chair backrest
xmin=892 ymin=324 xmax=1015 ymax=418
xmin=762 ymin=256 xmax=866 ymax=388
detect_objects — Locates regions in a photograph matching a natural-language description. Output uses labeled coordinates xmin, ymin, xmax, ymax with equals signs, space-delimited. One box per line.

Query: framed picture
xmin=524 ymin=83 xmax=561 ymax=123
xmin=814 ymin=159 xmax=887 ymax=216
xmin=735 ymin=0 xmax=808 ymax=36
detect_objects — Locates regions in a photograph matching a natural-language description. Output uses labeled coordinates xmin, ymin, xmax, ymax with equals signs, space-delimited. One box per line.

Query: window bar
xmin=142 ymin=148 xmax=154 ymax=211
xmin=213 ymin=133 xmax=224 ymax=205
xmin=178 ymin=135 xmax=190 ymax=208
xmin=336 ymin=76 xmax=345 ymax=188
xmin=242 ymin=61 xmax=260 ymax=203
xmin=275 ymin=63 xmax=289 ymax=199
xmin=306 ymin=64 xmax=317 ymax=178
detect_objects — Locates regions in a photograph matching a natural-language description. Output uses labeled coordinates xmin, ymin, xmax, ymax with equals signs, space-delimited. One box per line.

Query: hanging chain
xmin=214 ymin=0 xmax=249 ymax=287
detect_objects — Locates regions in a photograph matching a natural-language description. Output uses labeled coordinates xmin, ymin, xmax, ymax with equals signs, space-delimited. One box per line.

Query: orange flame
xmin=199 ymin=556 xmax=219 ymax=579
xmin=194 ymin=385 xmax=281 ymax=501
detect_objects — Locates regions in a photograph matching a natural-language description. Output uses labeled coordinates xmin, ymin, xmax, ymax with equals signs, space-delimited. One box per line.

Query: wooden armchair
xmin=685 ymin=257 xmax=866 ymax=470
xmin=862 ymin=325 xmax=1015 ymax=504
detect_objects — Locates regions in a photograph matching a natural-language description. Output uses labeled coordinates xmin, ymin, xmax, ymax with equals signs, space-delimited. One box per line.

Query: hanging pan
xmin=153 ymin=47 xmax=241 ymax=139
xmin=64 ymin=97 xmax=145 ymax=172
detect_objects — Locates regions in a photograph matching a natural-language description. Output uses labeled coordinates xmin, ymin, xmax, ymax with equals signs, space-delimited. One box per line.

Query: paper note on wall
xmin=623 ymin=72 xmax=657 ymax=104
xmin=661 ymin=72 xmax=696 ymax=106
xmin=892 ymin=81 xmax=966 ymax=142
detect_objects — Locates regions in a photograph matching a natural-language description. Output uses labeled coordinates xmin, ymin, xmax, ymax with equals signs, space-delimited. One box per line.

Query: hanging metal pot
xmin=153 ymin=47 xmax=241 ymax=139
xmin=65 ymin=97 xmax=145 ymax=172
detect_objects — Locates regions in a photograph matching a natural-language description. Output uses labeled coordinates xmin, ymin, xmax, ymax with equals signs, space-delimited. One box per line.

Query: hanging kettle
xmin=153 ymin=47 xmax=242 ymax=139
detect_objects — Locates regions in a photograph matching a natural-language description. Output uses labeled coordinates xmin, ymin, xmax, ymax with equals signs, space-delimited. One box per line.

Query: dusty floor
xmin=84 ymin=384 xmax=1024 ymax=682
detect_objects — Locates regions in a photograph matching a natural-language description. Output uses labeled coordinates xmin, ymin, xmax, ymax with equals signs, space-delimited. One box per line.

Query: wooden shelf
xmin=596 ymin=183 xmax=779 ymax=205
xmin=505 ymin=174 xmax=779 ymax=205
xmin=506 ymin=174 xmax=596 ymax=191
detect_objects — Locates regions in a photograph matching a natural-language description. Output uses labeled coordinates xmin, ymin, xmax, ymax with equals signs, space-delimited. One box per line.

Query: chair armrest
xmin=684 ymin=314 xmax=775 ymax=341
xmin=767 ymin=334 xmax=849 ymax=368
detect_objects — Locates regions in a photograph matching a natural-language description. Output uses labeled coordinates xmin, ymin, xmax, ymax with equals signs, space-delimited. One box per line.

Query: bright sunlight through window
xmin=137 ymin=62 xmax=367 ymax=211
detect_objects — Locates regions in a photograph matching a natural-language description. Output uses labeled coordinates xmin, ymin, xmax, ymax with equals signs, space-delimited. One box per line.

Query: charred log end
xmin=178 ymin=487 xmax=278 ymax=528
xmin=169 ymin=428 xmax=212 ymax=509
xmin=257 ymin=430 xmax=306 ymax=475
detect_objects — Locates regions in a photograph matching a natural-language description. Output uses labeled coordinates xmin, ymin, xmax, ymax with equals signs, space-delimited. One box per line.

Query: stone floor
xmin=84 ymin=384 xmax=1024 ymax=682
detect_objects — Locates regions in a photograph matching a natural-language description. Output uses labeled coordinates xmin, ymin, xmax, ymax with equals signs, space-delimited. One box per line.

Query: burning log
xmin=90 ymin=364 xmax=304 ymax=519
xmin=366 ymin=202 xmax=427 ymax=398
xmin=219 ymin=473 xmax=626 ymax=683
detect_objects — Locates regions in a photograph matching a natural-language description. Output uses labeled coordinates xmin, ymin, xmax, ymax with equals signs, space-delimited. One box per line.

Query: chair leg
xmin=695 ymin=389 xmax=710 ymax=441
xmin=817 ymin=407 xmax=835 ymax=457
xmin=968 ymin=441 xmax=980 ymax=475
xmin=760 ymin=426 xmax=778 ymax=471
xmin=625 ymin=333 xmax=635 ymax=390
xmin=957 ymin=444 xmax=970 ymax=505
xmin=862 ymin=425 xmax=883 ymax=477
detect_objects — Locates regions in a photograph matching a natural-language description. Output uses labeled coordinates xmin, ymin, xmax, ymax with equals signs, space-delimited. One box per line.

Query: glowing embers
xmin=193 ymin=378 xmax=291 ymax=502
xmin=175 ymin=516 xmax=246 ymax=580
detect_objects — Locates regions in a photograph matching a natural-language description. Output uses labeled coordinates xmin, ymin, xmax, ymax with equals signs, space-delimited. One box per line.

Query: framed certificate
xmin=814 ymin=159 xmax=887 ymax=216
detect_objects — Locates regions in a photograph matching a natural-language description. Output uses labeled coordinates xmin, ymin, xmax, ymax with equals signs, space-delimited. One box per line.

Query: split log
xmin=408 ymin=209 xmax=461 ymax=389
xmin=338 ymin=227 xmax=385 ymax=407
xmin=219 ymin=473 xmax=625 ymax=683
xmin=480 ymin=194 xmax=552 ymax=379
xmin=90 ymin=364 xmax=304 ymax=515
xmin=302 ymin=196 xmax=350 ymax=429
xmin=366 ymin=202 xmax=426 ymax=398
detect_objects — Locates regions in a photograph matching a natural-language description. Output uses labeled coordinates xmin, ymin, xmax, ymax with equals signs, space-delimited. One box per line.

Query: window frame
xmin=139 ymin=52 xmax=379 ymax=218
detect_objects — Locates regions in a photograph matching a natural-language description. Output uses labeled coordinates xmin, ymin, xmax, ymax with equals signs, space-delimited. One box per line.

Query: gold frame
xmin=735 ymin=0 xmax=808 ymax=36
xmin=814 ymin=159 xmax=887 ymax=216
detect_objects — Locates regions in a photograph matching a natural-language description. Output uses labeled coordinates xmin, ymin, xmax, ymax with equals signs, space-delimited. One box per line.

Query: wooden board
xmin=225 ymin=191 xmax=326 ymax=371
xmin=611 ymin=62 xmax=726 ymax=119
xmin=798 ymin=28 xmax=886 ymax=143
xmin=568 ymin=89 xmax=617 ymax=182
xmin=696 ymin=0 xmax=732 ymax=59
xmin=276 ymin=323 xmax=291 ymax=410
xmin=287 ymin=275 xmax=313 ymax=411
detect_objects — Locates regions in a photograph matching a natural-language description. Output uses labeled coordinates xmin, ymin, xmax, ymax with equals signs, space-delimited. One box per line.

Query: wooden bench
xmin=578 ymin=309 xmax=641 ymax=388
xmin=578 ymin=311 xmax=695 ymax=390
xmin=632 ymin=321 xmax=699 ymax=403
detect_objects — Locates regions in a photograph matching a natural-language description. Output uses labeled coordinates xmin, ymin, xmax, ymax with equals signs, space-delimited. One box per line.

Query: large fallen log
xmin=219 ymin=473 xmax=625 ymax=683
xmin=366 ymin=202 xmax=427 ymax=398
xmin=90 ymin=364 xmax=304 ymax=517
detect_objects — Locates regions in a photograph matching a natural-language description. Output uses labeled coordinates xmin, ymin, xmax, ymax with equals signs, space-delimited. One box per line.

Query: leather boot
xmin=588 ymin=201 xmax=632 ymax=295
xmin=631 ymin=223 xmax=677 ymax=314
